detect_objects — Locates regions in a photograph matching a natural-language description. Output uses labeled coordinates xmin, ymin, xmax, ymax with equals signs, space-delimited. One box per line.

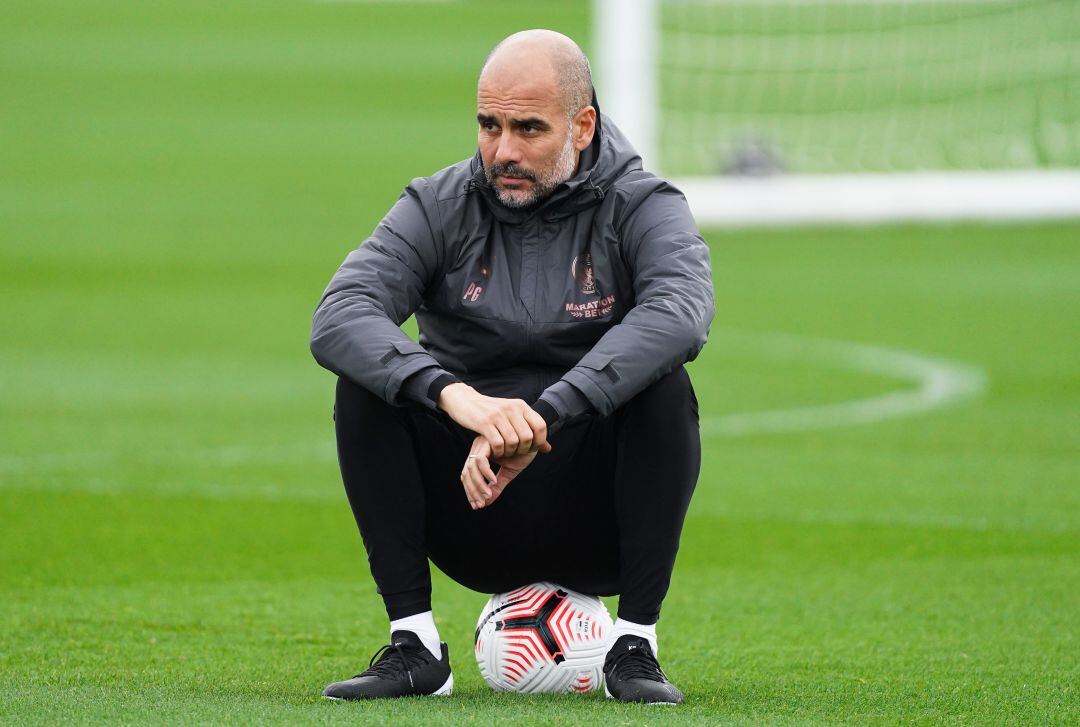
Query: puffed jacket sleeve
xmin=555 ymin=179 xmax=715 ymax=416
xmin=310 ymin=179 xmax=454 ymax=406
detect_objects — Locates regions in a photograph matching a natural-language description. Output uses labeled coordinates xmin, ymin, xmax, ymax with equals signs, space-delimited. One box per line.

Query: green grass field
xmin=2 ymin=1 xmax=1078 ymax=724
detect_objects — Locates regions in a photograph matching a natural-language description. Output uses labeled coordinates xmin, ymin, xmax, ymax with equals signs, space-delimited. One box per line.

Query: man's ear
xmin=573 ymin=106 xmax=597 ymax=151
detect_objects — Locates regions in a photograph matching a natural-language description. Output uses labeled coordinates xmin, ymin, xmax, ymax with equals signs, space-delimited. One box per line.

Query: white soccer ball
xmin=474 ymin=582 xmax=613 ymax=694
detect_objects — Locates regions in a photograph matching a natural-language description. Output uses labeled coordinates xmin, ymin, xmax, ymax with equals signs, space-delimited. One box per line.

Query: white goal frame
xmin=593 ymin=0 xmax=1080 ymax=226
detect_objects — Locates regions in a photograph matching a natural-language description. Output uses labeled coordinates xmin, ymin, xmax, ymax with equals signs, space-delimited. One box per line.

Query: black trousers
xmin=333 ymin=366 xmax=701 ymax=625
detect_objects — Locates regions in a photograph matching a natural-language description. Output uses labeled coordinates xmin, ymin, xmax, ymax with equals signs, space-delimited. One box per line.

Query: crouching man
xmin=310 ymin=29 xmax=713 ymax=704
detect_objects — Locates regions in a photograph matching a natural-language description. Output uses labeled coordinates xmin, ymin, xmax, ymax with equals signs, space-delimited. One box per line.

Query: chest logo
xmin=571 ymin=252 xmax=597 ymax=295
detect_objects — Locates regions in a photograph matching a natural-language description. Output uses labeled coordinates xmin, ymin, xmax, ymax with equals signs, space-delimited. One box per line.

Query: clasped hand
xmin=438 ymin=383 xmax=552 ymax=510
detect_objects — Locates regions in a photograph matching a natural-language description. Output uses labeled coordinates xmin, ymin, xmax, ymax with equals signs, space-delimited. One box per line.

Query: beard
xmin=484 ymin=130 xmax=578 ymax=209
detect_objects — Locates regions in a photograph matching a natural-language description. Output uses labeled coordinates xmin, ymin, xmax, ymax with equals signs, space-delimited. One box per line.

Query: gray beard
xmin=486 ymin=132 xmax=578 ymax=209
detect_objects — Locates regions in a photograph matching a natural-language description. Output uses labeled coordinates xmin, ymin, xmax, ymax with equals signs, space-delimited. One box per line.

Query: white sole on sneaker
xmin=604 ymin=685 xmax=679 ymax=705
xmin=322 ymin=672 xmax=454 ymax=700
xmin=432 ymin=672 xmax=454 ymax=696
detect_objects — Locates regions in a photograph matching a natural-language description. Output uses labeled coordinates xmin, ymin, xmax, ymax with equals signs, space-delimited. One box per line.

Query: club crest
xmin=570 ymin=252 xmax=597 ymax=295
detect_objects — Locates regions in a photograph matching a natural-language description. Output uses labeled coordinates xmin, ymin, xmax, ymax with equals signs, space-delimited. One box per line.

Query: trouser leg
xmin=611 ymin=366 xmax=701 ymax=624
xmin=333 ymin=376 xmax=466 ymax=620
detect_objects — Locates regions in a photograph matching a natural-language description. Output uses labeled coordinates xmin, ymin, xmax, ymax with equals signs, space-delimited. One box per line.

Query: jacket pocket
xmin=379 ymin=338 xmax=429 ymax=364
xmin=578 ymin=352 xmax=619 ymax=383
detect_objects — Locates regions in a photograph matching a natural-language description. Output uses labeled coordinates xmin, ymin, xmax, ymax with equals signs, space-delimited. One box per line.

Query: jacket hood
xmin=468 ymin=88 xmax=644 ymax=224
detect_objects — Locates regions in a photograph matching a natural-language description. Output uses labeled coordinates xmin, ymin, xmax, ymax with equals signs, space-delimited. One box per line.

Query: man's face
xmin=477 ymin=71 xmax=578 ymax=209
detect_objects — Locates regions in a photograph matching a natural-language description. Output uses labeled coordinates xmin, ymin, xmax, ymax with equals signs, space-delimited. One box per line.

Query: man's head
xmin=477 ymin=30 xmax=597 ymax=209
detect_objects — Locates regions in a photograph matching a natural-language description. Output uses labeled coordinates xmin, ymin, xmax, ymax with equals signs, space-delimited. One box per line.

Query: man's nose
xmin=494 ymin=130 xmax=520 ymax=166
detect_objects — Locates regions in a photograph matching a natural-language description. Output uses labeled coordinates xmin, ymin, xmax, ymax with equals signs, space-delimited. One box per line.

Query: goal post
xmin=593 ymin=0 xmax=661 ymax=170
xmin=593 ymin=0 xmax=1080 ymax=225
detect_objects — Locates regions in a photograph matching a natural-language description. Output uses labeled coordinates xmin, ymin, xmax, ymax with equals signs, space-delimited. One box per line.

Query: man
xmin=310 ymin=30 xmax=713 ymax=704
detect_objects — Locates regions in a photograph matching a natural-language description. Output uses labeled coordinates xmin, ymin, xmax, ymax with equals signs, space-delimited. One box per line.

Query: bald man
xmin=311 ymin=30 xmax=713 ymax=704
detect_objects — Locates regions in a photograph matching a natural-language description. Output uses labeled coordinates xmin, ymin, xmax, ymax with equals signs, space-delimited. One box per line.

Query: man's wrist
xmin=400 ymin=367 xmax=461 ymax=410
xmin=426 ymin=373 xmax=460 ymax=407
xmin=437 ymin=381 xmax=472 ymax=412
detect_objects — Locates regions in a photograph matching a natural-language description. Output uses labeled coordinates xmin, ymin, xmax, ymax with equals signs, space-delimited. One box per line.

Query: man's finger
xmin=522 ymin=407 xmax=548 ymax=452
xmin=524 ymin=439 xmax=552 ymax=455
xmin=466 ymin=436 xmax=495 ymax=505
xmin=460 ymin=470 xmax=480 ymax=509
xmin=462 ymin=469 xmax=483 ymax=509
xmin=462 ymin=451 xmax=491 ymax=506
xmin=465 ymin=456 xmax=492 ymax=500
xmin=477 ymin=456 xmax=497 ymax=488
xmin=473 ymin=458 xmax=493 ymax=500
xmin=472 ymin=436 xmax=493 ymax=460
xmin=493 ymin=419 xmax=519 ymax=458
xmin=484 ymin=426 xmax=505 ymax=458
xmin=510 ymin=416 xmax=534 ymax=456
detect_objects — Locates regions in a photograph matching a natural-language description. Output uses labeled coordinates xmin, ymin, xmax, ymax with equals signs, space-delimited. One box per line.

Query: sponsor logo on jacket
xmin=566 ymin=295 xmax=615 ymax=319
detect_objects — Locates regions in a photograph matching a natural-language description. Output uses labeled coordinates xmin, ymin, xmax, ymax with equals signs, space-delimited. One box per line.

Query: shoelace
xmin=355 ymin=641 xmax=432 ymax=689
xmin=607 ymin=642 xmax=667 ymax=683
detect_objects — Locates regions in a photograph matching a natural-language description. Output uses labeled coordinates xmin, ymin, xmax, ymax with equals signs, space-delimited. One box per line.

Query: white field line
xmin=9 ymin=475 xmax=341 ymax=504
xmin=701 ymin=329 xmax=987 ymax=437
xmin=0 ymin=440 xmax=337 ymax=476
xmin=0 ymin=331 xmax=985 ymax=474
xmin=10 ymin=475 xmax=1070 ymax=534
xmin=700 ymin=504 xmax=985 ymax=533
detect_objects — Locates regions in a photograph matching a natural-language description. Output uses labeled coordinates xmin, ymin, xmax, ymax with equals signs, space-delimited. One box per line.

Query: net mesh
xmin=659 ymin=0 xmax=1080 ymax=175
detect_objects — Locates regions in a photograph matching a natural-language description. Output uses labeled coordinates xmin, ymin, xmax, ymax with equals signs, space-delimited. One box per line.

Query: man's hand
xmin=438 ymin=383 xmax=552 ymax=458
xmin=460 ymin=435 xmax=538 ymax=510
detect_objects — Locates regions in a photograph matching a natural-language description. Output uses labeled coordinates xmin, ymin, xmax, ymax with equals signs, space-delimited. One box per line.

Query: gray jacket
xmin=311 ymin=109 xmax=714 ymax=425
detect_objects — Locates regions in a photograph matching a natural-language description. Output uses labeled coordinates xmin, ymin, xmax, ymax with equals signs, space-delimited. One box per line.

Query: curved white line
xmin=701 ymin=329 xmax=987 ymax=437
xmin=0 ymin=332 xmax=987 ymax=479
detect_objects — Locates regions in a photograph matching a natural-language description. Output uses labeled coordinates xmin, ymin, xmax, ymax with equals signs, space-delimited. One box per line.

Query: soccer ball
xmin=474 ymin=582 xmax=613 ymax=693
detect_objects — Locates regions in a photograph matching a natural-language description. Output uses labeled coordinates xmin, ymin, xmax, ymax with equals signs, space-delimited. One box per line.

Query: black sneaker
xmin=602 ymin=635 xmax=684 ymax=704
xmin=322 ymin=630 xmax=453 ymax=700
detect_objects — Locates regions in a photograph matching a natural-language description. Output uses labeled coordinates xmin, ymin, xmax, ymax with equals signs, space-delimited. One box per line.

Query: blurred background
xmin=2 ymin=0 xmax=1077 ymax=723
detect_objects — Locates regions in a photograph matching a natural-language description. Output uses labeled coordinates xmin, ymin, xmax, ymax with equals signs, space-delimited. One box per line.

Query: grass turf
xmin=2 ymin=1 xmax=1078 ymax=724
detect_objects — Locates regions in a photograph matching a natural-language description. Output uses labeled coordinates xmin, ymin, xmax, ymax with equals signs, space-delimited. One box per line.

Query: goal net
xmin=594 ymin=0 xmax=1080 ymax=224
